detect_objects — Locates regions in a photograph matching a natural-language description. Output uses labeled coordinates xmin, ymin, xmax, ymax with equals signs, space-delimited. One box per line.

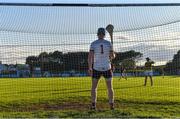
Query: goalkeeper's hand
xmin=110 ymin=51 xmax=116 ymax=60
xmin=88 ymin=68 xmax=93 ymax=76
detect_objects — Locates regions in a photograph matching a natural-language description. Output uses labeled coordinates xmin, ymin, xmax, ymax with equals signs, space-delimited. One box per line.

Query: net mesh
xmin=0 ymin=3 xmax=180 ymax=118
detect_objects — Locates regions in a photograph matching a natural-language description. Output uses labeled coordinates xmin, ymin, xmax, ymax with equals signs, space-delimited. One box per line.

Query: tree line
xmin=25 ymin=49 xmax=180 ymax=75
xmin=165 ymin=50 xmax=180 ymax=75
xmin=26 ymin=50 xmax=142 ymax=75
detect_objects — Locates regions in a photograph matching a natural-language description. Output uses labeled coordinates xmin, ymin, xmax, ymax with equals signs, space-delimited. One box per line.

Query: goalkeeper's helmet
xmin=146 ymin=57 xmax=150 ymax=61
xmin=97 ymin=27 xmax=106 ymax=35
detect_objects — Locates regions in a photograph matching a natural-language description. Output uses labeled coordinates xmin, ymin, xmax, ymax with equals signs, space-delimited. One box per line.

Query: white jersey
xmin=90 ymin=39 xmax=113 ymax=71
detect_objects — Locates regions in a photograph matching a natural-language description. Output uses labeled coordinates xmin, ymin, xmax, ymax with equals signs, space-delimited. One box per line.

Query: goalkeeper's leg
xmin=104 ymin=69 xmax=114 ymax=110
xmin=105 ymin=79 xmax=114 ymax=110
xmin=91 ymin=77 xmax=100 ymax=110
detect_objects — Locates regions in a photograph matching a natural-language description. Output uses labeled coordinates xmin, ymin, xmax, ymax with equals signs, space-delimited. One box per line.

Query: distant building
xmin=178 ymin=69 xmax=180 ymax=75
xmin=16 ymin=64 xmax=30 ymax=77
xmin=32 ymin=67 xmax=41 ymax=77
xmin=0 ymin=64 xmax=7 ymax=73
xmin=8 ymin=64 xmax=17 ymax=71
xmin=0 ymin=64 xmax=30 ymax=78
xmin=0 ymin=64 xmax=17 ymax=78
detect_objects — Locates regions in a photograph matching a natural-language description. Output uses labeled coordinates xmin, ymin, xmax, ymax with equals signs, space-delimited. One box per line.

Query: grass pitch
xmin=0 ymin=76 xmax=179 ymax=118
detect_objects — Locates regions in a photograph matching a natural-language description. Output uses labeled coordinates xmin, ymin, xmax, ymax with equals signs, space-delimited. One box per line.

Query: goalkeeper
xmin=88 ymin=28 xmax=116 ymax=110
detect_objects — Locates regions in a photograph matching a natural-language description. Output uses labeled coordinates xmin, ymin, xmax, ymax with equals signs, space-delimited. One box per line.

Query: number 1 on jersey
xmin=100 ymin=45 xmax=104 ymax=54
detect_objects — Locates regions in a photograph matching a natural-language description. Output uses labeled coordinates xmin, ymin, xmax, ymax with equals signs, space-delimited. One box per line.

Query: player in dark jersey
xmin=119 ymin=66 xmax=127 ymax=80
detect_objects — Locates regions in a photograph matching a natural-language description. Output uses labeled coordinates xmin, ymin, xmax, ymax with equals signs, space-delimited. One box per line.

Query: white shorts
xmin=144 ymin=70 xmax=153 ymax=76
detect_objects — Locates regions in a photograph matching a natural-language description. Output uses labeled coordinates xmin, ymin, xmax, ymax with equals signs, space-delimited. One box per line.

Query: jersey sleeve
xmin=89 ymin=43 xmax=95 ymax=52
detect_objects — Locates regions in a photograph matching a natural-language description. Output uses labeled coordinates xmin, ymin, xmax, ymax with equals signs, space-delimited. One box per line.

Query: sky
xmin=0 ymin=0 xmax=180 ymax=65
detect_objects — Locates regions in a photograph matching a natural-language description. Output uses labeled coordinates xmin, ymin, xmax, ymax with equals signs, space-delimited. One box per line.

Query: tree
xmin=25 ymin=56 xmax=39 ymax=76
xmin=43 ymin=51 xmax=64 ymax=73
xmin=121 ymin=59 xmax=136 ymax=70
xmin=113 ymin=50 xmax=143 ymax=71
xmin=165 ymin=50 xmax=180 ymax=75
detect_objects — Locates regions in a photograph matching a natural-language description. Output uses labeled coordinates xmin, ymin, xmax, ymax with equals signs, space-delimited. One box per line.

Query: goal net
xmin=0 ymin=2 xmax=180 ymax=117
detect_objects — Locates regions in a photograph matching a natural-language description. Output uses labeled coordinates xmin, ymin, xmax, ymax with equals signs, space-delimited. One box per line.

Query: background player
xmin=119 ymin=66 xmax=127 ymax=80
xmin=144 ymin=57 xmax=155 ymax=86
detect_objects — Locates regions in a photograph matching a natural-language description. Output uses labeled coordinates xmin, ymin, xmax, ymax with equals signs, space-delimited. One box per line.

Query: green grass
xmin=0 ymin=76 xmax=179 ymax=118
